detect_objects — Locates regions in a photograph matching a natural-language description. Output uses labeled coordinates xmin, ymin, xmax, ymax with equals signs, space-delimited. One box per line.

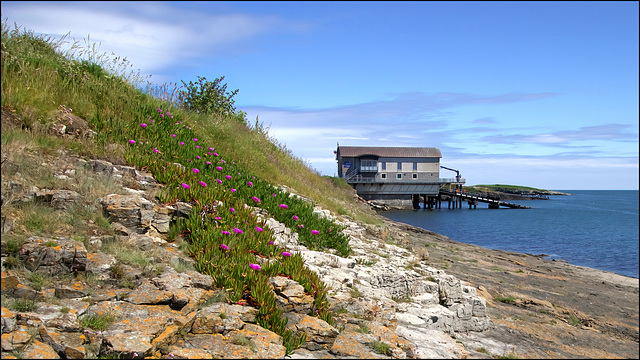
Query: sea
xmin=382 ymin=190 xmax=639 ymax=279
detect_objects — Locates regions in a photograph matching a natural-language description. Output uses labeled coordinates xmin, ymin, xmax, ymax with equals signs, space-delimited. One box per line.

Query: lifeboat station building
xmin=335 ymin=146 xmax=465 ymax=208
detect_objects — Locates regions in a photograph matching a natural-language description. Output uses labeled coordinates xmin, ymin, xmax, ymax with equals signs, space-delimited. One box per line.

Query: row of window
xmin=381 ymin=173 xmax=419 ymax=179
xmin=365 ymin=161 xmax=418 ymax=171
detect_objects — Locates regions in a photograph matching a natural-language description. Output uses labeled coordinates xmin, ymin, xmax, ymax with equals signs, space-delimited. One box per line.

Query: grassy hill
xmin=1 ymin=20 xmax=380 ymax=352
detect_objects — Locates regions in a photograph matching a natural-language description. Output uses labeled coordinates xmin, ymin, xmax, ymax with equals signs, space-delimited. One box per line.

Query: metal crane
xmin=440 ymin=166 xmax=461 ymax=182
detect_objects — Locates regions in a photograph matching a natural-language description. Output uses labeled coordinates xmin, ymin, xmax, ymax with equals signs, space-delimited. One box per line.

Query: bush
xmin=178 ymin=76 xmax=243 ymax=121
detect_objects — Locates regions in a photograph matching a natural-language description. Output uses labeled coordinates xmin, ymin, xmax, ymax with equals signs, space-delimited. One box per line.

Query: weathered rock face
xmin=1 ymin=154 xmax=495 ymax=359
xmin=19 ymin=236 xmax=87 ymax=276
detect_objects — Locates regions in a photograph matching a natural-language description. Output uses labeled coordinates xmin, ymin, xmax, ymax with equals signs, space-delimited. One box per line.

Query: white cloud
xmin=1 ymin=2 xmax=292 ymax=74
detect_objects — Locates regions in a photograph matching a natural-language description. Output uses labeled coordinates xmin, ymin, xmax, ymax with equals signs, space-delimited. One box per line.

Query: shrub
xmin=494 ymin=295 xmax=517 ymax=304
xmin=178 ymin=76 xmax=242 ymax=119
xmin=10 ymin=298 xmax=38 ymax=312
xmin=371 ymin=340 xmax=392 ymax=356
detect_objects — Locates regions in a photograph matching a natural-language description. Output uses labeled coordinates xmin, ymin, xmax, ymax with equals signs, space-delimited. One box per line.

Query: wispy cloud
xmin=480 ymin=124 xmax=638 ymax=147
xmin=242 ymin=91 xmax=576 ymax=174
xmin=2 ymin=1 xmax=306 ymax=75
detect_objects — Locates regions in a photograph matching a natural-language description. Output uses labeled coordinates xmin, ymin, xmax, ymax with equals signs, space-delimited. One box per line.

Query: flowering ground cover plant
xmin=120 ymin=106 xmax=347 ymax=352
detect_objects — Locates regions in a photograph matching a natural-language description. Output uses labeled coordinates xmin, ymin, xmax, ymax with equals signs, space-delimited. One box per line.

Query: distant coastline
xmin=460 ymin=184 xmax=571 ymax=200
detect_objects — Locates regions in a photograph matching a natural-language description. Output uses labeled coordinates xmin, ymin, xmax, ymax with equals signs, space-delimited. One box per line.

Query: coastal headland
xmin=386 ymin=218 xmax=639 ymax=358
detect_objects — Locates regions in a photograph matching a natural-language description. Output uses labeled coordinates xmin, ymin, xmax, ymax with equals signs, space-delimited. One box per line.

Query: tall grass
xmin=1 ymin=19 xmax=382 ymax=353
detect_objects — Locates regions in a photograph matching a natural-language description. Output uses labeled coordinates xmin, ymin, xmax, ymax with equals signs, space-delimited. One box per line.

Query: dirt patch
xmin=1 ymin=106 xmax=23 ymax=130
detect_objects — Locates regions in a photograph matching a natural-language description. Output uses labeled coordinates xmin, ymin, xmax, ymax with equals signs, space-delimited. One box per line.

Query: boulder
xmin=19 ymin=237 xmax=87 ymax=276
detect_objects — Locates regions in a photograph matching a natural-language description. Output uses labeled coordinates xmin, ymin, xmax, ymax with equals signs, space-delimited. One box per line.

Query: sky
xmin=2 ymin=1 xmax=638 ymax=190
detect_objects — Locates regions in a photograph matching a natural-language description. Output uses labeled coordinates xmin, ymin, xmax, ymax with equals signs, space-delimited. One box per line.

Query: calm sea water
xmin=382 ymin=190 xmax=639 ymax=279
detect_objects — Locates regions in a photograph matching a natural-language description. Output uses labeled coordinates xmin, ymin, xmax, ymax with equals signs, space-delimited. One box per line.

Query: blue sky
xmin=2 ymin=1 xmax=638 ymax=190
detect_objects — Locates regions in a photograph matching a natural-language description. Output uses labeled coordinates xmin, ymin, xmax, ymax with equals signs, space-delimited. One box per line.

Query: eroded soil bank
xmin=385 ymin=218 xmax=639 ymax=358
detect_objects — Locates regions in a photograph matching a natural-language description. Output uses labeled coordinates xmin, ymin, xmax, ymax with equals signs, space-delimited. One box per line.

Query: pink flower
xmin=157 ymin=108 xmax=162 ymax=112
xmin=220 ymin=244 xmax=229 ymax=250
xmin=209 ymin=147 xmax=214 ymax=151
xmin=193 ymin=138 xmax=198 ymax=142
xmin=230 ymin=208 xmax=235 ymax=213
xmin=255 ymin=226 xmax=263 ymax=232
xmin=181 ymin=183 xmax=190 ymax=189
xmin=214 ymin=152 xmax=219 ymax=157
xmin=196 ymin=155 xmax=201 ymax=159
xmin=199 ymin=181 xmax=207 ymax=187
xmin=282 ymin=251 xmax=292 ymax=257
xmin=273 ymin=193 xmax=277 ymax=197
xmin=279 ymin=204 xmax=288 ymax=209
xmin=160 ymin=114 xmax=164 ymax=117
xmin=196 ymin=145 xmax=201 ymax=149
xmin=153 ymin=148 xmax=159 ymax=153
xmin=171 ymin=134 xmax=176 ymax=137
xmin=231 ymin=188 xmax=236 ymax=193
xmin=299 ymin=224 xmax=304 ymax=228
xmin=247 ymin=181 xmax=253 ymax=187
xmin=222 ymin=231 xmax=231 ymax=235
xmin=206 ymin=161 xmax=212 ymax=165
xmin=128 ymin=140 xmax=136 ymax=144
xmin=311 ymin=230 xmax=320 ymax=235
xmin=250 ymin=263 xmax=261 ymax=271
xmin=293 ymin=215 xmax=299 ymax=221
xmin=225 ymin=175 xmax=232 ymax=180
xmin=193 ymin=168 xmax=200 ymax=174
xmin=268 ymin=241 xmax=275 ymax=245
xmin=179 ymin=142 xmax=185 ymax=146
xmin=216 ymin=179 xmax=222 ymax=184
xmin=233 ymin=227 xmax=243 ymax=234
xmin=215 ymin=216 xmax=222 ymax=220
xmin=140 ymin=123 xmax=147 ymax=128
xmin=252 ymin=196 xmax=260 ymax=203
xmin=216 ymin=166 xmax=223 ymax=171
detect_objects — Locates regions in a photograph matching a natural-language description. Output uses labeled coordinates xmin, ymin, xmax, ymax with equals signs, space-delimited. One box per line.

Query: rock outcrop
xmin=2 ymin=156 xmax=493 ymax=359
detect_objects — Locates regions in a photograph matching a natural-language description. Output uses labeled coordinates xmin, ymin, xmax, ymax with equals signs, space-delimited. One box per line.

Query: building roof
xmin=337 ymin=146 xmax=442 ymax=158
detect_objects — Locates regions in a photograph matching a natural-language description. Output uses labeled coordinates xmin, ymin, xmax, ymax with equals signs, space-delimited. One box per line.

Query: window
xmin=397 ymin=173 xmax=402 ymax=179
xmin=397 ymin=162 xmax=402 ymax=171
xmin=381 ymin=162 xmax=386 ymax=171
xmin=413 ymin=162 xmax=418 ymax=171
xmin=381 ymin=173 xmax=387 ymax=179
xmin=360 ymin=160 xmax=378 ymax=172
xmin=412 ymin=173 xmax=418 ymax=179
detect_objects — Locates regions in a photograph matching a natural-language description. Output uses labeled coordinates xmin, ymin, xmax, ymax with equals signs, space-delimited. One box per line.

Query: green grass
xmin=80 ymin=313 xmax=116 ymax=331
xmin=355 ymin=323 xmax=369 ymax=333
xmin=494 ymin=295 xmax=517 ymax=304
xmin=567 ymin=313 xmax=582 ymax=327
xmin=348 ymin=286 xmax=364 ymax=299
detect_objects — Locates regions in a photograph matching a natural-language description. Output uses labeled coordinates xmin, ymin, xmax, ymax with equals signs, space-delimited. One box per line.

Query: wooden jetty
xmin=439 ymin=189 xmax=531 ymax=209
